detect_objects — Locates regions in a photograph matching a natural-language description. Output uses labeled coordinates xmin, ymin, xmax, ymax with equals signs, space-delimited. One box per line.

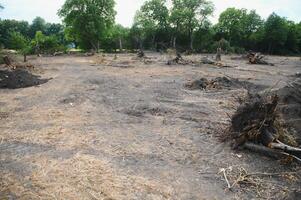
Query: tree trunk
xmin=119 ymin=37 xmax=123 ymax=52
xmin=97 ymin=41 xmax=100 ymax=53
xmin=173 ymin=36 xmax=177 ymax=49
xmin=23 ymin=54 xmax=27 ymax=62
xmin=268 ymin=42 xmax=273 ymax=55
xmin=189 ymin=30 xmax=194 ymax=51
xmin=139 ymin=38 xmax=143 ymax=50
xmin=152 ymin=35 xmax=156 ymax=49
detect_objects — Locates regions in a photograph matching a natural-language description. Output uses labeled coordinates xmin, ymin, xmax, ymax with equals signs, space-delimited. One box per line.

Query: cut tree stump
xmin=3 ymin=55 xmax=12 ymax=66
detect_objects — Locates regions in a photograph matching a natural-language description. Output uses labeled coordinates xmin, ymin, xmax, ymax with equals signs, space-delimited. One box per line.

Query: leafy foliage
xmin=58 ymin=0 xmax=116 ymax=51
xmin=29 ymin=17 xmax=46 ymax=38
xmin=264 ymin=13 xmax=289 ymax=54
xmin=8 ymin=32 xmax=28 ymax=50
xmin=170 ymin=0 xmax=214 ymax=50
xmin=1 ymin=0 xmax=301 ymax=55
xmin=31 ymin=31 xmax=64 ymax=54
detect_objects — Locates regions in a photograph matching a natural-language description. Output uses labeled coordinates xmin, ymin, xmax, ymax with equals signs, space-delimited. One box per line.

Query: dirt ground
xmin=0 ymin=53 xmax=300 ymax=199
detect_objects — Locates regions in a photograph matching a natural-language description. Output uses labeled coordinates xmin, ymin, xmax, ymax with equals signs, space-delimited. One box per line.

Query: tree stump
xmin=3 ymin=55 xmax=12 ymax=66
xmin=216 ymin=47 xmax=222 ymax=61
xmin=137 ymin=49 xmax=145 ymax=58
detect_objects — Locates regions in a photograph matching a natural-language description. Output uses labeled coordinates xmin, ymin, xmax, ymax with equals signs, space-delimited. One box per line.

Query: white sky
xmin=0 ymin=0 xmax=300 ymax=27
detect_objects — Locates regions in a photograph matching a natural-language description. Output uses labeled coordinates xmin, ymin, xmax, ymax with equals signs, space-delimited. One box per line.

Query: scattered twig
xmin=219 ymin=167 xmax=232 ymax=189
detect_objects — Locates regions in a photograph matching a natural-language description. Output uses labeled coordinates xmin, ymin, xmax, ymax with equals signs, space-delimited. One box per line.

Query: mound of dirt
xmin=0 ymin=69 xmax=50 ymax=89
xmin=276 ymin=77 xmax=301 ymax=143
xmin=185 ymin=77 xmax=264 ymax=91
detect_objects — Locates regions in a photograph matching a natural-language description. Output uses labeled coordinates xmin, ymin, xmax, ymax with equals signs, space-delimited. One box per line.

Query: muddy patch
xmin=0 ymin=69 xmax=50 ymax=89
xmin=0 ymin=112 xmax=9 ymax=120
xmin=59 ymin=92 xmax=86 ymax=105
xmin=185 ymin=77 xmax=265 ymax=92
xmin=123 ymin=104 xmax=174 ymax=117
xmin=109 ymin=60 xmax=135 ymax=68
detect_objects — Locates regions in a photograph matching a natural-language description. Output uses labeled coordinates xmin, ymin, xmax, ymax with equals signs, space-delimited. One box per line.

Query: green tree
xmin=264 ymin=13 xmax=289 ymax=54
xmin=8 ymin=31 xmax=33 ymax=62
xmin=0 ymin=20 xmax=30 ymax=48
xmin=135 ymin=0 xmax=169 ymax=49
xmin=194 ymin=21 xmax=215 ymax=52
xmin=297 ymin=23 xmax=301 ymax=52
xmin=45 ymin=23 xmax=65 ymax=45
xmin=131 ymin=15 xmax=147 ymax=49
xmin=284 ymin=21 xmax=300 ymax=53
xmin=110 ymin=24 xmax=129 ymax=51
xmin=58 ymin=0 xmax=116 ymax=51
xmin=170 ymin=0 xmax=214 ymax=50
xmin=29 ymin=17 xmax=46 ymax=38
xmin=45 ymin=23 xmax=64 ymax=36
xmin=8 ymin=32 xmax=27 ymax=50
xmin=31 ymin=31 xmax=62 ymax=54
xmin=216 ymin=8 xmax=263 ymax=48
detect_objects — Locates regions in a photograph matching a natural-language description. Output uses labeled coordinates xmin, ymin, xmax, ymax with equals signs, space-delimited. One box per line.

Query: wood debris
xmin=248 ymin=52 xmax=274 ymax=66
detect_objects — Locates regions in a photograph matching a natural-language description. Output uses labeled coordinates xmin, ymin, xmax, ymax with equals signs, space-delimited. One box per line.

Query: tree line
xmin=0 ymin=0 xmax=301 ymax=55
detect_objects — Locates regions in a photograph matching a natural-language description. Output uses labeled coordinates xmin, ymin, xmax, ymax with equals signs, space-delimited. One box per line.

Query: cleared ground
xmin=0 ymin=53 xmax=300 ymax=199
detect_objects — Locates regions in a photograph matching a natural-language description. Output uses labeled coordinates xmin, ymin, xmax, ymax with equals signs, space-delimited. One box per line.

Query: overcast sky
xmin=0 ymin=0 xmax=300 ymax=27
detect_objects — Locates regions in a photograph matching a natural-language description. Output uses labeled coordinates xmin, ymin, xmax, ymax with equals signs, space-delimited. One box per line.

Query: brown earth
xmin=0 ymin=53 xmax=300 ymax=199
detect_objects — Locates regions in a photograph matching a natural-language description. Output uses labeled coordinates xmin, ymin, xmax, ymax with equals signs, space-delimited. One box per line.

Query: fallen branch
xmin=219 ymin=167 xmax=232 ymax=189
xmin=167 ymin=52 xmax=193 ymax=65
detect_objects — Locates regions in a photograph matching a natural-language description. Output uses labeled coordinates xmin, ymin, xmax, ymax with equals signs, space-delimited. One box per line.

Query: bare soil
xmin=0 ymin=53 xmax=300 ymax=199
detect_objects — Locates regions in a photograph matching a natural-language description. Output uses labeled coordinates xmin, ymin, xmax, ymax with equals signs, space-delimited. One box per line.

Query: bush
xmin=209 ymin=38 xmax=233 ymax=53
xmin=31 ymin=31 xmax=66 ymax=54
xmin=233 ymin=46 xmax=246 ymax=54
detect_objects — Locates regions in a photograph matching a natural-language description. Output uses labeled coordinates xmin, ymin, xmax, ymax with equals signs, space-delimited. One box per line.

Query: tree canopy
xmin=0 ymin=0 xmax=301 ymax=55
xmin=170 ymin=0 xmax=214 ymax=50
xmin=58 ymin=0 xmax=116 ymax=51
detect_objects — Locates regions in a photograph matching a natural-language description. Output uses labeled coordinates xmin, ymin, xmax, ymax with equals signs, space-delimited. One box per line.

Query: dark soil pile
xmin=185 ymin=77 xmax=264 ymax=91
xmin=0 ymin=69 xmax=50 ymax=89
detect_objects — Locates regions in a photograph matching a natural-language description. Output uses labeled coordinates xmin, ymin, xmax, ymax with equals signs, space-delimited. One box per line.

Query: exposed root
xmin=167 ymin=53 xmax=194 ymax=65
xmin=226 ymin=91 xmax=301 ymax=162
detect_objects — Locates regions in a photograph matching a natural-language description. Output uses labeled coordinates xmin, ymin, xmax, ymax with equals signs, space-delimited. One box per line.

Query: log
xmin=243 ymin=142 xmax=287 ymax=160
xmin=271 ymin=141 xmax=301 ymax=154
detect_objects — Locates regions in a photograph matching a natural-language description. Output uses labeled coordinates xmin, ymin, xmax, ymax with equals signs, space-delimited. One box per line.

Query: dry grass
xmin=219 ymin=166 xmax=300 ymax=199
xmin=1 ymin=153 xmax=174 ymax=200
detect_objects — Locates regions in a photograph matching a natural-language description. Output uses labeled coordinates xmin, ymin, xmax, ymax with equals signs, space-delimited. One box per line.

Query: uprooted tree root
xmin=167 ymin=53 xmax=194 ymax=65
xmin=200 ymin=56 xmax=235 ymax=68
xmin=248 ymin=52 xmax=274 ymax=66
xmin=225 ymin=93 xmax=301 ymax=162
